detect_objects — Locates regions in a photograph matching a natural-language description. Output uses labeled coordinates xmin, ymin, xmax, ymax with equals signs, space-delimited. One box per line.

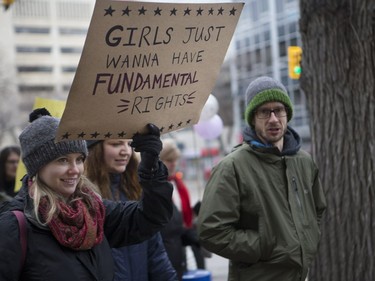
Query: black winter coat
xmin=160 ymin=204 xmax=200 ymax=280
xmin=0 ymin=169 xmax=173 ymax=281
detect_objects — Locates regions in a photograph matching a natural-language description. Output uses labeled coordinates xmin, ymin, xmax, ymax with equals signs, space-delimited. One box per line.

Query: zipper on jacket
xmin=293 ymin=177 xmax=305 ymax=221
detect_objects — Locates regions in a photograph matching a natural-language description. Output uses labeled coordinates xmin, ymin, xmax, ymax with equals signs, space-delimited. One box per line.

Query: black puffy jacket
xmin=0 ymin=170 xmax=173 ymax=281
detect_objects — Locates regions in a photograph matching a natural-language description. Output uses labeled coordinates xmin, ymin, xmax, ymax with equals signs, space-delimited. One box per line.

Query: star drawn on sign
xmin=186 ymin=119 xmax=192 ymax=124
xmin=170 ymin=8 xmax=177 ymax=16
xmin=122 ymin=6 xmax=131 ymax=16
xmin=177 ymin=122 xmax=183 ymax=127
xmin=91 ymin=132 xmax=100 ymax=138
xmin=169 ymin=124 xmax=174 ymax=130
xmin=77 ymin=132 xmax=86 ymax=138
xmin=154 ymin=7 xmax=162 ymax=16
xmin=184 ymin=7 xmax=191 ymax=16
xmin=118 ymin=131 xmax=126 ymax=138
xmin=104 ymin=6 xmax=115 ymax=16
xmin=160 ymin=126 xmax=165 ymax=133
xmin=104 ymin=132 xmax=112 ymax=138
xmin=218 ymin=7 xmax=224 ymax=15
xmin=230 ymin=7 xmax=237 ymax=15
xmin=62 ymin=132 xmax=71 ymax=140
xmin=208 ymin=8 xmax=214 ymax=15
xmin=138 ymin=6 xmax=146 ymax=15
xmin=196 ymin=7 xmax=204 ymax=16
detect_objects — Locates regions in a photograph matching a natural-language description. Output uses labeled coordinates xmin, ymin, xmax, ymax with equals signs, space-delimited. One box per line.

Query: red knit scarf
xmin=169 ymin=174 xmax=193 ymax=228
xmin=38 ymin=187 xmax=105 ymax=250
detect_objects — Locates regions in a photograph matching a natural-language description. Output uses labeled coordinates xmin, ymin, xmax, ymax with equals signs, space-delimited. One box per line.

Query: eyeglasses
xmin=255 ymin=106 xmax=287 ymax=119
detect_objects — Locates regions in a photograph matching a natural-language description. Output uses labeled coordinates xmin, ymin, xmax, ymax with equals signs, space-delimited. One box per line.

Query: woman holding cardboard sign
xmin=0 ymin=108 xmax=173 ymax=281
xmin=85 ymin=138 xmax=177 ymax=281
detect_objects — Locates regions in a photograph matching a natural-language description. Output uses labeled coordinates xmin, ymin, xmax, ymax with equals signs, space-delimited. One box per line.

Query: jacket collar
xmin=242 ymin=125 xmax=301 ymax=156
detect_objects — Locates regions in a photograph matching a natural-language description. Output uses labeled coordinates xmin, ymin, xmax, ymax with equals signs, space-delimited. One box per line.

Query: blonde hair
xmin=31 ymin=174 xmax=101 ymax=225
xmin=160 ymin=138 xmax=180 ymax=162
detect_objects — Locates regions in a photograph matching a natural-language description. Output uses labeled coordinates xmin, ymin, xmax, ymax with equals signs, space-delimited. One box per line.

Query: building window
xmin=62 ymin=66 xmax=77 ymax=73
xmin=289 ymin=22 xmax=297 ymax=34
xmin=16 ymin=46 xmax=51 ymax=53
xmin=281 ymin=70 xmax=289 ymax=86
xmin=264 ymin=30 xmax=270 ymax=41
xmin=59 ymin=27 xmax=88 ymax=36
xmin=255 ymin=48 xmax=261 ymax=64
xmin=235 ymin=40 xmax=241 ymax=50
xmin=276 ymin=0 xmax=284 ymax=13
xmin=290 ymin=37 xmax=298 ymax=47
xmin=259 ymin=0 xmax=268 ymax=13
xmin=265 ymin=45 xmax=272 ymax=66
xmin=254 ymin=33 xmax=260 ymax=44
xmin=60 ymin=47 xmax=82 ymax=54
xmin=14 ymin=26 xmax=50 ymax=34
xmin=63 ymin=85 xmax=71 ymax=91
xmin=19 ymin=85 xmax=54 ymax=92
xmin=250 ymin=1 xmax=258 ymax=21
xmin=246 ymin=51 xmax=252 ymax=71
xmin=245 ymin=37 xmax=250 ymax=47
xmin=17 ymin=66 xmax=53 ymax=73
xmin=279 ymin=41 xmax=286 ymax=57
xmin=293 ymin=88 xmax=302 ymax=105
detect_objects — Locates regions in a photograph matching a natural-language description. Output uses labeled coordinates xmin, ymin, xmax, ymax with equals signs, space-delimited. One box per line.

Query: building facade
xmin=3 ymin=0 xmax=94 ymax=124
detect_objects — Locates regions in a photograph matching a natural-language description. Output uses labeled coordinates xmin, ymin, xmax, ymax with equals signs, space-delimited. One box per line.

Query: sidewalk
xmin=186 ymin=247 xmax=229 ymax=281
xmin=205 ymin=254 xmax=229 ymax=281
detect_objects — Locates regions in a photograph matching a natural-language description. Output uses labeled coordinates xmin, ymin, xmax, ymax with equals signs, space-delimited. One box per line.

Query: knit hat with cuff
xmin=244 ymin=76 xmax=293 ymax=127
xmin=19 ymin=108 xmax=88 ymax=177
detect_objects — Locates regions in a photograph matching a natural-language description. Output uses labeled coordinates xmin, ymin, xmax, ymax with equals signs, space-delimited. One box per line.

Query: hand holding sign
xmin=131 ymin=123 xmax=162 ymax=176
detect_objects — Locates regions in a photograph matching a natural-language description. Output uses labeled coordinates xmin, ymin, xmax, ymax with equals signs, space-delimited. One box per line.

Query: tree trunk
xmin=299 ymin=1 xmax=375 ymax=280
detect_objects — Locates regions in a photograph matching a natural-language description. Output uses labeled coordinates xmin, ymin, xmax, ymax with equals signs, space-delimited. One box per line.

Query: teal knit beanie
xmin=244 ymin=76 xmax=293 ymax=127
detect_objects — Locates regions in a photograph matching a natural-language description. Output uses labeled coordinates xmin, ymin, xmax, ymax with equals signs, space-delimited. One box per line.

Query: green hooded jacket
xmin=198 ymin=127 xmax=326 ymax=281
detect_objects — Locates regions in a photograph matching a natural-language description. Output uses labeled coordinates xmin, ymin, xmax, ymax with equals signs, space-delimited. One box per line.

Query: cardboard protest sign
xmin=57 ymin=0 xmax=244 ymax=141
xmin=15 ymin=97 xmax=66 ymax=191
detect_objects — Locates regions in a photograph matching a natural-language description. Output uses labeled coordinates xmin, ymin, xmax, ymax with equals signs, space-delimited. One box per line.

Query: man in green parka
xmin=197 ymin=76 xmax=326 ymax=281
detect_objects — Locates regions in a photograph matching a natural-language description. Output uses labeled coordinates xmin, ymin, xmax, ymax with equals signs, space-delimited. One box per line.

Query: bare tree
xmin=299 ymin=1 xmax=375 ymax=280
xmin=0 ymin=46 xmax=20 ymax=145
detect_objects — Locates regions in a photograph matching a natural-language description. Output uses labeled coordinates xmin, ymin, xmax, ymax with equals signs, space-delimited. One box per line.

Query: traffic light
xmin=2 ymin=0 xmax=15 ymax=10
xmin=288 ymin=46 xmax=302 ymax=79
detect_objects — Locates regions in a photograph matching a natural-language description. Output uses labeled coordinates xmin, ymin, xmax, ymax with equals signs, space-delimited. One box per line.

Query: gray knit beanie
xmin=244 ymin=76 xmax=293 ymax=127
xmin=19 ymin=108 xmax=88 ymax=177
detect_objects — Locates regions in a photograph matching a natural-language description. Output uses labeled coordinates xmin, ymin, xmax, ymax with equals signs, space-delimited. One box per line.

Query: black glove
xmin=131 ymin=123 xmax=162 ymax=176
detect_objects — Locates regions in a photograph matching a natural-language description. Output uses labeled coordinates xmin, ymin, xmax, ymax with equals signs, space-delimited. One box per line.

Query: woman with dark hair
xmin=85 ymin=139 xmax=177 ymax=281
xmin=0 ymin=145 xmax=21 ymax=197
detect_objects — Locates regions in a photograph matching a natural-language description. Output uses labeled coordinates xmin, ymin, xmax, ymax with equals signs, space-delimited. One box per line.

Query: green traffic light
xmin=294 ymin=66 xmax=301 ymax=74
